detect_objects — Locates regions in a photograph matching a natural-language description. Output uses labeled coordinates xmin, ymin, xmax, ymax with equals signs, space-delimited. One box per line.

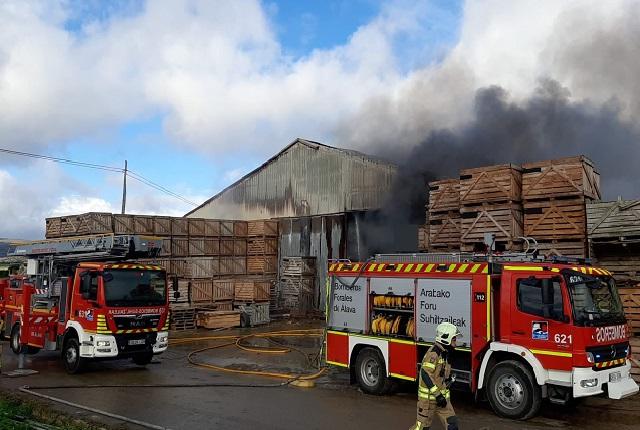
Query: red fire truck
xmin=0 ymin=234 xmax=174 ymax=373
xmin=325 ymin=254 xmax=639 ymax=419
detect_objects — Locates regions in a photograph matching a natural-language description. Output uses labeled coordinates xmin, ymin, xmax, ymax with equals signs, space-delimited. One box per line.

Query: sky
xmin=1 ymin=0 xmax=639 ymax=239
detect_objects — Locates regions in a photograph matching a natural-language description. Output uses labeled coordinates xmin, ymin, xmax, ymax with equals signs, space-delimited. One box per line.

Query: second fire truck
xmin=0 ymin=234 xmax=174 ymax=373
xmin=325 ymin=253 xmax=638 ymax=419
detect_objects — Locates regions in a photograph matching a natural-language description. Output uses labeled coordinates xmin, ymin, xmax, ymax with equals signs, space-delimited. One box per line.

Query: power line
xmin=0 ymin=147 xmax=199 ymax=207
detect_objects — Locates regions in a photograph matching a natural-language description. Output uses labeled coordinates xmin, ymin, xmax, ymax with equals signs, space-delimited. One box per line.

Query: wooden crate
xmin=247 ymin=238 xmax=278 ymax=255
xmin=428 ymin=179 xmax=460 ymax=213
xmin=418 ymin=225 xmax=429 ymax=251
xmin=630 ymin=337 xmax=640 ymax=383
xmin=196 ymin=310 xmax=240 ymax=329
xmin=169 ymin=305 xmax=196 ymax=331
xmin=188 ymin=218 xmax=206 ymax=237
xmin=153 ymin=216 xmax=172 ymax=236
xmin=113 ymin=214 xmax=134 ymax=234
xmin=135 ymin=215 xmax=154 ymax=234
xmin=220 ymin=221 xmax=234 ymax=236
xmin=522 ymin=156 xmax=601 ymax=200
xmin=191 ymin=257 xmax=220 ymax=278
xmin=159 ymin=238 xmax=172 ymax=257
xmin=204 ymin=220 xmax=221 ymax=237
xmin=592 ymin=243 xmax=640 ymax=287
xmin=234 ymin=280 xmax=270 ymax=302
xmin=459 ymin=164 xmax=522 ymax=205
xmin=280 ymin=257 xmax=316 ymax=276
xmin=247 ymin=220 xmax=279 ymax=237
xmin=524 ymin=197 xmax=587 ymax=240
xmin=588 ymin=200 xmax=640 ymax=242
xmin=234 ymin=221 xmax=248 ymax=237
xmin=238 ymin=303 xmax=270 ymax=327
xmin=171 ymin=238 xmax=190 ymax=257
xmin=45 ymin=212 xmax=114 ymax=238
xmin=170 ymin=279 xmax=191 ymax=304
xmin=535 ymin=239 xmax=587 ymax=258
xmin=620 ymin=288 xmax=640 ymax=335
xmin=204 ymin=238 xmax=220 ymax=255
xmin=195 ymin=301 xmax=233 ymax=312
xmin=191 ymin=279 xmax=234 ymax=303
xmin=220 ymin=238 xmax=235 ymax=256
xmin=170 ymin=258 xmax=192 ymax=278
xmin=219 ymin=257 xmax=247 ymax=275
xmin=171 ymin=218 xmax=189 ymax=236
xmin=429 ymin=211 xmax=461 ymax=250
xmin=460 ymin=203 xmax=523 ymax=249
xmin=248 ymin=255 xmax=278 ymax=274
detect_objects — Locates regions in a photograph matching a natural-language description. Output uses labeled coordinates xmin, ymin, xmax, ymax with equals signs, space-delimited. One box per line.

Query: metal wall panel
xmin=187 ymin=140 xmax=397 ymax=220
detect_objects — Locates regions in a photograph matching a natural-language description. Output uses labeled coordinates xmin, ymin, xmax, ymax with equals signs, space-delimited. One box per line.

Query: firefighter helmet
xmin=435 ymin=322 xmax=462 ymax=346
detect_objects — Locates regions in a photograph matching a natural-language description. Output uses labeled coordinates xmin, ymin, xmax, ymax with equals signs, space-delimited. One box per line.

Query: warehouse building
xmin=186 ymin=138 xmax=406 ymax=311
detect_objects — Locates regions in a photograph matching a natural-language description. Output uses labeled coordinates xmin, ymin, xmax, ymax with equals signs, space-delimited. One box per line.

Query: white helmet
xmin=435 ymin=322 xmax=462 ymax=346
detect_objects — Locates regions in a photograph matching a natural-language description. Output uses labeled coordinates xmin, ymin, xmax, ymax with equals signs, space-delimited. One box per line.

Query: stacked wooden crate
xmin=587 ymin=200 xmax=640 ymax=286
xmin=620 ymin=288 xmax=640 ymax=382
xmin=280 ymin=257 xmax=316 ymax=316
xmin=459 ymin=164 xmax=524 ymax=252
xmin=523 ymin=156 xmax=601 ymax=258
xmin=427 ymin=179 xmax=461 ymax=251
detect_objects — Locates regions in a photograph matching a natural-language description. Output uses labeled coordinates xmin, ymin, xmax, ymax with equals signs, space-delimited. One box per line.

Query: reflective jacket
xmin=418 ymin=343 xmax=451 ymax=401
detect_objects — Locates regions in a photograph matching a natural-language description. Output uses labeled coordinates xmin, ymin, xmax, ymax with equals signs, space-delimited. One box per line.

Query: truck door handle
xmin=512 ymin=330 xmax=525 ymax=335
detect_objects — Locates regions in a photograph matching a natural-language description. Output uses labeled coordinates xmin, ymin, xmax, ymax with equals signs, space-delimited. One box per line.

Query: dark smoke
xmin=363 ymin=79 xmax=640 ymax=253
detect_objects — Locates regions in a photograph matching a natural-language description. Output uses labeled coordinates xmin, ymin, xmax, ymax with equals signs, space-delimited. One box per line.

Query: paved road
xmin=1 ymin=327 xmax=639 ymax=430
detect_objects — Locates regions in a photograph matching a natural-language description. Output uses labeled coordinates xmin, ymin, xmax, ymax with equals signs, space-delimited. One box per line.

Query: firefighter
xmin=410 ymin=322 xmax=461 ymax=430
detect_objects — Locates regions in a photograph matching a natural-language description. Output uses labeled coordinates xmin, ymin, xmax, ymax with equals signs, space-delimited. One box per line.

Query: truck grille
xmin=113 ymin=314 xmax=160 ymax=330
xmin=586 ymin=341 xmax=629 ymax=369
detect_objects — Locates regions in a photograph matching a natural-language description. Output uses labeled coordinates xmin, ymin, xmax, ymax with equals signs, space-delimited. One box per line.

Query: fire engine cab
xmin=0 ymin=234 xmax=173 ymax=373
xmin=325 ymin=253 xmax=639 ymax=419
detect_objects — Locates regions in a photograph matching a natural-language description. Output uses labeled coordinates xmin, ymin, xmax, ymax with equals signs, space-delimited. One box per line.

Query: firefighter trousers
xmin=409 ymin=399 xmax=458 ymax=430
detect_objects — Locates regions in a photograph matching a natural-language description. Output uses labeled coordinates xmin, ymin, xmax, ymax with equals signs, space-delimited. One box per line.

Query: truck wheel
xmin=354 ymin=347 xmax=394 ymax=395
xmin=132 ymin=352 xmax=153 ymax=366
xmin=487 ymin=360 xmax=541 ymax=420
xmin=63 ymin=337 xmax=85 ymax=374
xmin=10 ymin=324 xmax=24 ymax=354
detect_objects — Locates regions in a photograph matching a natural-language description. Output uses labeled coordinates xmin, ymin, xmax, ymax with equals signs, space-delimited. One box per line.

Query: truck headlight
xmin=580 ymin=378 xmax=598 ymax=388
xmin=586 ymin=352 xmax=595 ymax=363
xmin=97 ymin=340 xmax=111 ymax=347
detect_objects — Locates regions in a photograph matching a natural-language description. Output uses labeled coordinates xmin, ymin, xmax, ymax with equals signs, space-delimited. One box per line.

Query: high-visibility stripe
xmin=395 ymin=264 xmax=405 ymax=272
xmin=390 ymin=338 xmax=415 ymax=345
xmin=404 ymin=264 xmax=414 ymax=273
xmin=326 ymin=360 xmax=349 ymax=368
xmin=486 ymin=275 xmax=491 ymax=341
xmin=337 ymin=263 xmax=344 ymax=271
xmin=352 ymin=264 xmax=360 ymax=272
xmin=425 ymin=264 xmax=435 ymax=273
xmin=390 ymin=372 xmax=415 ymax=381
xmin=482 ymin=265 xmax=489 ymax=274
xmin=368 ymin=263 xmax=377 ymax=272
xmin=504 ymin=265 xmax=543 ymax=272
xmin=530 ymin=349 xmax=573 ymax=358
xmin=329 ymin=264 xmax=336 ymax=271
xmin=470 ymin=264 xmax=481 ymax=273
xmin=327 ymin=330 xmax=349 ymax=336
xmin=581 ymin=267 xmax=587 ymax=274
xmin=416 ymin=263 xmax=424 ymax=272
xmin=457 ymin=264 xmax=469 ymax=273
xmin=447 ymin=264 xmax=456 ymax=273
xmin=377 ymin=264 xmax=385 ymax=272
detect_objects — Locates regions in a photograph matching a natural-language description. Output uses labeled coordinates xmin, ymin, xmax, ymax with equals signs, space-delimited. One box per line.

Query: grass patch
xmin=0 ymin=392 xmax=105 ymax=430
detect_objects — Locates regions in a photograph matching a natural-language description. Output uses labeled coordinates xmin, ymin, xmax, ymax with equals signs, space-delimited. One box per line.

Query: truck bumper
xmin=80 ymin=334 xmax=119 ymax=358
xmin=573 ymin=362 xmax=639 ymax=399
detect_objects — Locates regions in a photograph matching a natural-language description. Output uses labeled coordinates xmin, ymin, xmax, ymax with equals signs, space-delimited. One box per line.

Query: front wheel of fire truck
xmin=10 ymin=324 xmax=24 ymax=354
xmin=62 ymin=337 xmax=86 ymax=374
xmin=354 ymin=347 xmax=394 ymax=395
xmin=487 ymin=360 xmax=541 ymax=420
xmin=132 ymin=351 xmax=154 ymax=366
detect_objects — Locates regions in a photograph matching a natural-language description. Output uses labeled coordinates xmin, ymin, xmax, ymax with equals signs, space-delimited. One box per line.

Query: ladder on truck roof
xmin=10 ymin=234 xmax=162 ymax=261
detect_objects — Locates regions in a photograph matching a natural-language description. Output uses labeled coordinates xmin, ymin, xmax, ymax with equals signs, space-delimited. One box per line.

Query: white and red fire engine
xmin=0 ymin=234 xmax=174 ymax=373
xmin=325 ymin=253 xmax=639 ymax=419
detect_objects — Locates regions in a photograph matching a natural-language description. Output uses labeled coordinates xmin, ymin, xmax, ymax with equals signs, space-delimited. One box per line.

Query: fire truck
xmin=0 ymin=234 xmax=173 ymax=373
xmin=325 ymin=253 xmax=639 ymax=419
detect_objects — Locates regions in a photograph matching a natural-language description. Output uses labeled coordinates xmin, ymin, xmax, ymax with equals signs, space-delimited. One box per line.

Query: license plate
xmin=609 ymin=371 xmax=621 ymax=383
xmin=128 ymin=339 xmax=146 ymax=346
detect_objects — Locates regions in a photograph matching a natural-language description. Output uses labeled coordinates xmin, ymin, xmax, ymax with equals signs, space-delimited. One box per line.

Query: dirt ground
xmin=1 ymin=321 xmax=639 ymax=430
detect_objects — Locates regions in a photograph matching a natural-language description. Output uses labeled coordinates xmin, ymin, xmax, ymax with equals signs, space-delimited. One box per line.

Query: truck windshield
xmin=563 ymin=270 xmax=626 ymax=327
xmin=103 ymin=269 xmax=166 ymax=307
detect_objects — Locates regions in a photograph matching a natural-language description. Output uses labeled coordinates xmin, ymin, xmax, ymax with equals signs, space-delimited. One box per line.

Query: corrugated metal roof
xmin=186 ymin=138 xmax=397 ymax=220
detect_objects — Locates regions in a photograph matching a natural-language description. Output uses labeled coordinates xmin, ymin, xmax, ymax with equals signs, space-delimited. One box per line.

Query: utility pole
xmin=121 ymin=159 xmax=127 ymax=214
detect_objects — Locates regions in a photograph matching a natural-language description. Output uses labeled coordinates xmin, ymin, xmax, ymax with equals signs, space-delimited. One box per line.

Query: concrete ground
xmin=1 ymin=321 xmax=639 ymax=430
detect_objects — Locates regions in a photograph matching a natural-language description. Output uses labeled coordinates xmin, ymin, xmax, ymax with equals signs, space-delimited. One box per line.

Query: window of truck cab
xmin=515 ymin=276 xmax=565 ymax=320
xmin=102 ymin=269 xmax=166 ymax=307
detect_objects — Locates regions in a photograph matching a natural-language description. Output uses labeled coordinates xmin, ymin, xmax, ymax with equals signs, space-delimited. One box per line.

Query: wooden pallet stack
xmin=522 ymin=156 xmax=601 ymax=258
xmin=459 ymin=164 xmax=524 ymax=252
xmin=587 ymin=200 xmax=640 ymax=287
xmin=169 ymin=305 xmax=197 ymax=331
xmin=244 ymin=220 xmax=278 ymax=310
xmin=280 ymin=257 xmax=316 ymax=316
xmin=427 ymin=179 xmax=461 ymax=251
